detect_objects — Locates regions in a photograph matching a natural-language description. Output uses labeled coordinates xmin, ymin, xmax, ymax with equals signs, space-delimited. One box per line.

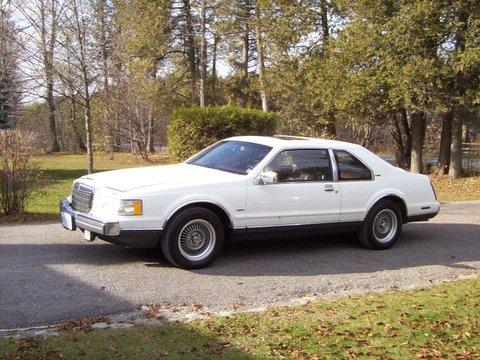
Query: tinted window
xmin=266 ymin=149 xmax=332 ymax=182
xmin=189 ymin=141 xmax=272 ymax=175
xmin=334 ymin=150 xmax=372 ymax=181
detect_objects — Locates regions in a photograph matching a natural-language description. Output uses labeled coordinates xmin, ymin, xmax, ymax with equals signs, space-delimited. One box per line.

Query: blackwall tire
xmin=160 ymin=207 xmax=224 ymax=269
xmin=358 ymin=199 xmax=402 ymax=250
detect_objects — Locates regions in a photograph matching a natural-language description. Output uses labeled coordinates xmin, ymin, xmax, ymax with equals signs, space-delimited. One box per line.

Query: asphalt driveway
xmin=1 ymin=201 xmax=480 ymax=329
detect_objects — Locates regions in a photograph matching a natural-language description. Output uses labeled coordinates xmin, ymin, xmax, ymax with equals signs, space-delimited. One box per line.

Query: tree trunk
xmin=68 ymin=95 xmax=86 ymax=153
xmin=391 ymin=112 xmax=407 ymax=169
xmin=448 ymin=7 xmax=468 ymax=179
xmin=319 ymin=1 xmax=335 ymax=135
xmin=199 ymin=0 xmax=207 ymax=107
xmin=146 ymin=111 xmax=154 ymax=154
xmin=182 ymin=0 xmax=197 ymax=104
xmin=319 ymin=0 xmax=329 ymax=50
xmin=242 ymin=0 xmax=250 ymax=78
xmin=399 ymin=109 xmax=412 ymax=167
xmin=98 ymin=0 xmax=114 ymax=153
xmin=410 ymin=112 xmax=426 ymax=173
xmin=146 ymin=61 xmax=156 ymax=154
xmin=437 ymin=112 xmax=452 ymax=175
xmin=391 ymin=110 xmax=412 ymax=169
xmin=41 ymin=0 xmax=59 ymax=152
xmin=84 ymin=97 xmax=94 ymax=174
xmin=46 ymin=80 xmax=59 ymax=152
xmin=464 ymin=128 xmax=471 ymax=143
xmin=325 ymin=112 xmax=336 ymax=138
xmin=449 ymin=113 xmax=463 ymax=179
xmin=211 ymin=33 xmax=218 ymax=102
xmin=253 ymin=1 xmax=268 ymax=112
xmin=240 ymin=0 xmax=251 ymax=105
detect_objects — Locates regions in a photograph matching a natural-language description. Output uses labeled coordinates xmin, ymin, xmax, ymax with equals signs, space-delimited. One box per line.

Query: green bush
xmin=168 ymin=106 xmax=278 ymax=161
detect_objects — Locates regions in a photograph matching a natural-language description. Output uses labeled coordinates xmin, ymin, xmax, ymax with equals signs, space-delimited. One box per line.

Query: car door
xmin=332 ymin=149 xmax=376 ymax=222
xmin=245 ymin=148 xmax=340 ymax=227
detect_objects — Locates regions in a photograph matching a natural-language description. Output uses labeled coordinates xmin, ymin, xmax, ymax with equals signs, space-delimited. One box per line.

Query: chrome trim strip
xmin=234 ymin=219 xmax=362 ymax=229
xmin=328 ymin=149 xmax=338 ymax=182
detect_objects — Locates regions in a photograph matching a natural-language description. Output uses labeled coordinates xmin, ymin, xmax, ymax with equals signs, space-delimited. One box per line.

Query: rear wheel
xmin=358 ymin=199 xmax=402 ymax=250
xmin=160 ymin=207 xmax=224 ymax=269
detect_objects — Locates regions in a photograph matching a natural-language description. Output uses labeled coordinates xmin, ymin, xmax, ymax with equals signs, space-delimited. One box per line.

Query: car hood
xmin=77 ymin=163 xmax=243 ymax=192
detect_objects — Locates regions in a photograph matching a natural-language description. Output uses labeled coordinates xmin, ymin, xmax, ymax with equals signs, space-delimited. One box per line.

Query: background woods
xmin=1 ymin=0 xmax=479 ymax=177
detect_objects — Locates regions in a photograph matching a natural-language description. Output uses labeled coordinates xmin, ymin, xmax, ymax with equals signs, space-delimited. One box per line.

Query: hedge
xmin=168 ymin=106 xmax=278 ymax=161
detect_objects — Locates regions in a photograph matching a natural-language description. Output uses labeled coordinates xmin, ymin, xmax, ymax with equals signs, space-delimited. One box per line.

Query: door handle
xmin=324 ymin=184 xmax=334 ymax=192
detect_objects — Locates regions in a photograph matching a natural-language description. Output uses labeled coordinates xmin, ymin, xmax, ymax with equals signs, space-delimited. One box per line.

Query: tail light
xmin=430 ymin=181 xmax=437 ymax=201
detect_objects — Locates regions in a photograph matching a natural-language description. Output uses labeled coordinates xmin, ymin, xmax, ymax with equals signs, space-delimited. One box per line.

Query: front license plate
xmin=61 ymin=212 xmax=74 ymax=230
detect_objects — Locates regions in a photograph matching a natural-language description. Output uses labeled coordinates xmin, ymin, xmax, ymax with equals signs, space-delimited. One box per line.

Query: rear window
xmin=334 ymin=150 xmax=372 ymax=181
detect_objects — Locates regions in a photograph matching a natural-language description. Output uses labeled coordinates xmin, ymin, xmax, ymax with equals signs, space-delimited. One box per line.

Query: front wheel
xmin=358 ymin=200 xmax=402 ymax=250
xmin=160 ymin=207 xmax=224 ymax=269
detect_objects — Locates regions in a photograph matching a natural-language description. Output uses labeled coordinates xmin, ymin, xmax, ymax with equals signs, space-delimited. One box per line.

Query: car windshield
xmin=188 ymin=141 xmax=272 ymax=175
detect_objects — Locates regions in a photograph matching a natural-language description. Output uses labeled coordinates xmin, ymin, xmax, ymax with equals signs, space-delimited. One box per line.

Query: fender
xmin=161 ymin=194 xmax=237 ymax=229
xmin=363 ymin=188 xmax=407 ymax=219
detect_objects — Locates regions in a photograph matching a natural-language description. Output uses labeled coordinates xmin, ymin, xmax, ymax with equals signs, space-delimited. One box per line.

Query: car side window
xmin=265 ymin=149 xmax=332 ymax=182
xmin=334 ymin=150 xmax=372 ymax=181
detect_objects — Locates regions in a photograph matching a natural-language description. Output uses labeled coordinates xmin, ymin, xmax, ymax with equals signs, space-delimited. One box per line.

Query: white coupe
xmin=60 ymin=136 xmax=440 ymax=269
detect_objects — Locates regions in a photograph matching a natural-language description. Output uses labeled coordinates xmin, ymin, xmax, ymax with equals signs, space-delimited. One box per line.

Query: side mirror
xmin=257 ymin=170 xmax=278 ymax=185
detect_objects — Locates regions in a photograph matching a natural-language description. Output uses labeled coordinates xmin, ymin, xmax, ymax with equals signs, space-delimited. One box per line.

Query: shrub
xmin=168 ymin=106 xmax=278 ymax=161
xmin=0 ymin=130 xmax=43 ymax=215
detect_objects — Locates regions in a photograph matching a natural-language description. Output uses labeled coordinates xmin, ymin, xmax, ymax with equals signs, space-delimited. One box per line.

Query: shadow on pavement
xmin=201 ymin=222 xmax=480 ymax=276
xmin=1 ymin=221 xmax=479 ymax=330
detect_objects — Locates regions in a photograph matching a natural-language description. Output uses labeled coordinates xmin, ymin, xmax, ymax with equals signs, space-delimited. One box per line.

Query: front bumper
xmin=59 ymin=198 xmax=162 ymax=248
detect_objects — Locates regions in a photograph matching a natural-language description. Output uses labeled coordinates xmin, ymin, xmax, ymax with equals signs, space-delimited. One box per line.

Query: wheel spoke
xmin=178 ymin=219 xmax=216 ymax=261
xmin=372 ymin=209 xmax=398 ymax=243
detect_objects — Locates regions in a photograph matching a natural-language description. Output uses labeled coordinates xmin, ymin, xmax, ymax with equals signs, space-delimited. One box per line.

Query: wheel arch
xmin=163 ymin=201 xmax=234 ymax=233
xmin=366 ymin=194 xmax=408 ymax=223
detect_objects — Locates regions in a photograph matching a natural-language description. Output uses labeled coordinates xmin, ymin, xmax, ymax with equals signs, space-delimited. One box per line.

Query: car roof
xmin=226 ymin=135 xmax=362 ymax=150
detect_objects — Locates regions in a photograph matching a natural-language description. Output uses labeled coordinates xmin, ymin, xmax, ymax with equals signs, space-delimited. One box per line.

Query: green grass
xmin=0 ymin=152 xmax=170 ymax=224
xmin=1 ymin=278 xmax=479 ymax=359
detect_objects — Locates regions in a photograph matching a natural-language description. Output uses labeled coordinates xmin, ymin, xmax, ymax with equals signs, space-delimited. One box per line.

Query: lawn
xmin=0 ymin=152 xmax=479 ymax=224
xmin=1 ymin=278 xmax=479 ymax=359
xmin=0 ymin=152 xmax=170 ymax=223
xmin=430 ymin=174 xmax=480 ymax=203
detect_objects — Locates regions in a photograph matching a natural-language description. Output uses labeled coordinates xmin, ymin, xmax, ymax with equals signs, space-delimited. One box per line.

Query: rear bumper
xmin=59 ymin=198 xmax=162 ymax=248
xmin=406 ymin=210 xmax=439 ymax=223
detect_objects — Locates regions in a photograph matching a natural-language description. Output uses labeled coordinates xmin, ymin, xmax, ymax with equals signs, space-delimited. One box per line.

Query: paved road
xmin=1 ymin=201 xmax=480 ymax=329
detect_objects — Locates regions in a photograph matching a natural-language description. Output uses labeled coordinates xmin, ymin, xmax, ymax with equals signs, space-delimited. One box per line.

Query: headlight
xmin=118 ymin=199 xmax=143 ymax=216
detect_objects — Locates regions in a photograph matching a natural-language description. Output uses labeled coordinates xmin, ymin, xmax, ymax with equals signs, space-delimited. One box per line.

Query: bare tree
xmin=92 ymin=0 xmax=114 ymax=151
xmin=56 ymin=0 xmax=101 ymax=173
xmin=15 ymin=0 xmax=64 ymax=151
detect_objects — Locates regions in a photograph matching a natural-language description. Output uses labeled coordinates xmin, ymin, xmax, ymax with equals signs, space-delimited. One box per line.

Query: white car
xmin=60 ymin=136 xmax=440 ymax=269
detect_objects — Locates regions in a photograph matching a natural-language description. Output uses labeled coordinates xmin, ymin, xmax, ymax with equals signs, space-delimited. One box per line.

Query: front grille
xmin=71 ymin=182 xmax=94 ymax=213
